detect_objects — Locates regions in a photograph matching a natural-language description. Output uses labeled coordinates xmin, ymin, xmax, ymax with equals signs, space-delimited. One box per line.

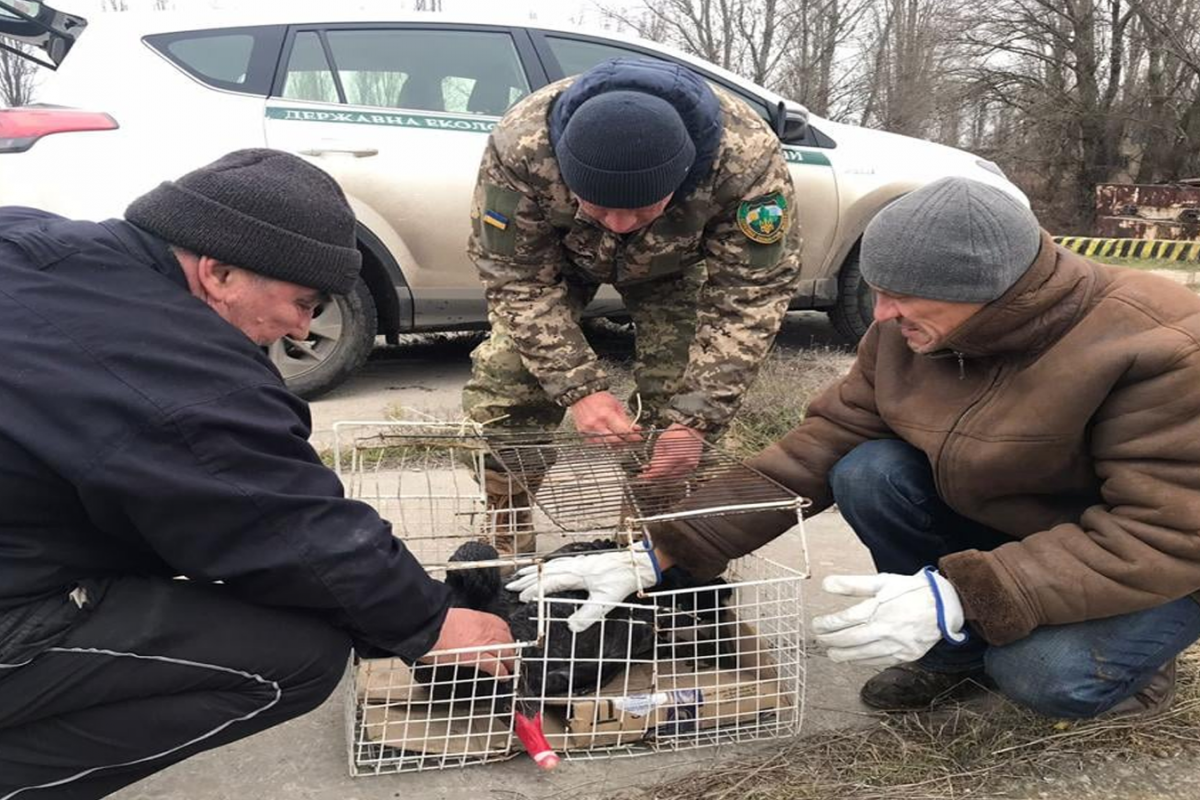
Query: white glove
xmin=505 ymin=547 xmax=661 ymax=633
xmin=811 ymin=568 xmax=967 ymax=667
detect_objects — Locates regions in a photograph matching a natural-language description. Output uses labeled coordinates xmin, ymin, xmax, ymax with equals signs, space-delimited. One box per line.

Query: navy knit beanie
xmin=126 ymin=149 xmax=362 ymax=295
xmin=556 ymin=90 xmax=695 ymax=209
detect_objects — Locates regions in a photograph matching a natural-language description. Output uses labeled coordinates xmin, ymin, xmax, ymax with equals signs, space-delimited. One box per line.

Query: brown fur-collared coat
xmin=654 ymin=232 xmax=1200 ymax=645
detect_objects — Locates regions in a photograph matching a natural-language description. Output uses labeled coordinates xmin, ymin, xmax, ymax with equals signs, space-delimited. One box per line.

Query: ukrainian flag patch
xmin=483 ymin=210 xmax=510 ymax=231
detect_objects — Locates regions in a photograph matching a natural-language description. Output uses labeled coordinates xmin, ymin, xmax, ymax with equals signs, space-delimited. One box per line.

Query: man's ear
xmin=195 ymin=256 xmax=238 ymax=301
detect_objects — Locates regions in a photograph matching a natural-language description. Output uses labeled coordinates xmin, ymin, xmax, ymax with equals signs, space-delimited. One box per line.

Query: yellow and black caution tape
xmin=1054 ymin=236 xmax=1200 ymax=262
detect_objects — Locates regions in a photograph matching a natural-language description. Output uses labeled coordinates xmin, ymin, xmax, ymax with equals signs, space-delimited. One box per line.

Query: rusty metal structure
xmin=1095 ymin=180 xmax=1200 ymax=241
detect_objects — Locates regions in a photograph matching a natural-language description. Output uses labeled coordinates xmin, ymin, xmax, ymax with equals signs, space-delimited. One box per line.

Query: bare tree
xmin=1122 ymin=0 xmax=1200 ymax=183
xmin=412 ymin=0 xmax=443 ymax=10
xmin=101 ymin=0 xmax=129 ymax=11
xmin=603 ymin=1 xmax=736 ymax=72
xmin=0 ymin=43 xmax=37 ymax=107
xmin=596 ymin=0 xmax=1200 ymax=234
xmin=602 ymin=0 xmax=802 ymax=86
xmin=730 ymin=0 xmax=803 ymax=85
xmin=853 ymin=0 xmax=964 ymax=138
xmin=774 ymin=0 xmax=874 ymax=117
xmin=956 ymin=0 xmax=1143 ymax=228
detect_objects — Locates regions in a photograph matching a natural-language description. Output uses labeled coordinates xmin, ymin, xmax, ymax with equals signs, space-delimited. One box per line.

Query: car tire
xmin=827 ymin=252 xmax=874 ymax=343
xmin=269 ymin=277 xmax=377 ymax=400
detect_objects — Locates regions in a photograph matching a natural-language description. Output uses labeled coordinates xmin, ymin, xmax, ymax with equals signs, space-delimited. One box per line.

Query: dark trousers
xmin=0 ymin=576 xmax=351 ymax=799
xmin=829 ymin=439 xmax=1200 ymax=718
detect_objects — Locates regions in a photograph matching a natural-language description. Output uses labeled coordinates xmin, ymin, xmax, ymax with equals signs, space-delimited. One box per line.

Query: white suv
xmin=1 ymin=1 xmax=1025 ymax=398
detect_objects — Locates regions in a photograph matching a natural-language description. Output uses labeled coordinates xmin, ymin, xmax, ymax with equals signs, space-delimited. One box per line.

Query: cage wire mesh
xmin=335 ymin=420 xmax=809 ymax=776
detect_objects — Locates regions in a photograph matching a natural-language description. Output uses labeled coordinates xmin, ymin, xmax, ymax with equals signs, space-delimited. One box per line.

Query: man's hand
xmin=505 ymin=548 xmax=660 ymax=632
xmin=421 ymin=607 xmax=516 ymax=678
xmin=640 ymin=423 xmax=705 ymax=481
xmin=811 ymin=569 xmax=966 ymax=667
xmin=569 ymin=391 xmax=640 ymax=443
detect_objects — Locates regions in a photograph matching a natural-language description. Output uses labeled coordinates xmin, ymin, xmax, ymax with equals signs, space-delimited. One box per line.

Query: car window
xmin=145 ymin=26 xmax=285 ymax=95
xmin=279 ymin=28 xmax=530 ymax=115
xmin=544 ymin=34 xmax=775 ymax=124
xmin=280 ymin=31 xmax=338 ymax=103
xmin=787 ymin=122 xmax=837 ymax=149
xmin=544 ymin=35 xmax=662 ymax=78
xmin=166 ymin=34 xmax=253 ymax=84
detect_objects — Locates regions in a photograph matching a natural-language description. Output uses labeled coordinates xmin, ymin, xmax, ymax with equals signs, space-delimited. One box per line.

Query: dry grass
xmin=601 ymin=343 xmax=854 ymax=459
xmin=628 ymin=648 xmax=1200 ymax=800
xmin=722 ymin=346 xmax=855 ymax=457
xmin=1090 ymin=254 xmax=1200 ymax=272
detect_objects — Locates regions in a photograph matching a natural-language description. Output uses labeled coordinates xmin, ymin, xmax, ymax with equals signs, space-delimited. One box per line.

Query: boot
xmin=480 ymin=468 xmax=537 ymax=558
xmin=860 ymin=662 xmax=991 ymax=711
xmin=1101 ymin=658 xmax=1177 ymax=720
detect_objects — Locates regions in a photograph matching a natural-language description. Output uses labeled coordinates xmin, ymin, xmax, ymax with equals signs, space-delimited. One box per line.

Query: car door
xmin=264 ymin=24 xmax=545 ymax=329
xmin=529 ymin=30 xmax=841 ymax=294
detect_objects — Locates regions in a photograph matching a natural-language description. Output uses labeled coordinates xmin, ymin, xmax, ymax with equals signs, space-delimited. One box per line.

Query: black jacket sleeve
xmin=74 ymin=382 xmax=451 ymax=661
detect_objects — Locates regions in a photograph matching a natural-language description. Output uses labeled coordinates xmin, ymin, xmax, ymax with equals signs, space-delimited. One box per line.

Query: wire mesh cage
xmin=484 ymin=429 xmax=809 ymax=534
xmin=335 ymin=420 xmax=809 ymax=776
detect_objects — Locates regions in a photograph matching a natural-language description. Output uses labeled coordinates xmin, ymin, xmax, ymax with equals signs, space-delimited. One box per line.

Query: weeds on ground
xmin=317 ymin=411 xmax=476 ymax=470
xmin=600 ymin=345 xmax=854 ymax=459
xmin=723 ymin=346 xmax=854 ymax=457
xmin=633 ymin=648 xmax=1200 ymax=800
xmin=1090 ymin=254 xmax=1200 ymax=272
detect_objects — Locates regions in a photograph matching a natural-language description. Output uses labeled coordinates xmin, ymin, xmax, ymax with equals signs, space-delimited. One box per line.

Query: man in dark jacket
xmin=462 ymin=57 xmax=801 ymax=556
xmin=0 ymin=149 xmax=513 ymax=798
xmin=530 ymin=176 xmax=1200 ymax=718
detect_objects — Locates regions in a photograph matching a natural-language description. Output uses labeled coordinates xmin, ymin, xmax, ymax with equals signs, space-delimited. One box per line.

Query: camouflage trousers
xmin=462 ymin=264 xmax=706 ymax=432
xmin=463 ymin=265 xmax=706 ymax=554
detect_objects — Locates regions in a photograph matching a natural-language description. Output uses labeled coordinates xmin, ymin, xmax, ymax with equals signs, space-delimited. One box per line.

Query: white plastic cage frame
xmin=333 ymin=420 xmax=810 ymax=776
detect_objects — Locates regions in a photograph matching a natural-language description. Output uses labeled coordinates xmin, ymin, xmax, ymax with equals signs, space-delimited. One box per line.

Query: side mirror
xmin=768 ymin=100 xmax=811 ymax=145
xmin=781 ymin=110 xmax=809 ymax=144
xmin=771 ymin=100 xmax=787 ymax=139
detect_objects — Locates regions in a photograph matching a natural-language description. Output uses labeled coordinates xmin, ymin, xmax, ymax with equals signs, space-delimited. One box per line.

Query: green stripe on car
xmin=267 ymin=106 xmax=497 ymax=133
xmin=267 ymin=108 xmax=835 ymax=166
xmin=783 ymin=147 xmax=831 ymax=167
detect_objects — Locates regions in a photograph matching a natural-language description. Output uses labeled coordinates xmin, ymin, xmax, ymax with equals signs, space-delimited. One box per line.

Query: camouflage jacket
xmin=468 ymin=77 xmax=802 ymax=432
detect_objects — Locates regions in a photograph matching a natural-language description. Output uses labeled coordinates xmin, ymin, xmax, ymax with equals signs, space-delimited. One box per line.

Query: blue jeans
xmin=828 ymin=439 xmax=1200 ymax=718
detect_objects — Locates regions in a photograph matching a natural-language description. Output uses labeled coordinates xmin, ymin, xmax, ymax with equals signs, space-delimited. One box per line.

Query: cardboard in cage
xmin=355 ymin=614 xmax=791 ymax=756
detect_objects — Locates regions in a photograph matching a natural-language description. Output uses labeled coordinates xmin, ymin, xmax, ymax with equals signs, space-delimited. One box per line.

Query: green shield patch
xmin=737 ymin=193 xmax=789 ymax=244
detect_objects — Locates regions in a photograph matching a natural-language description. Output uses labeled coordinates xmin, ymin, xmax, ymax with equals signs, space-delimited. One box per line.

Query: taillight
xmin=0 ymin=108 xmax=118 ymax=154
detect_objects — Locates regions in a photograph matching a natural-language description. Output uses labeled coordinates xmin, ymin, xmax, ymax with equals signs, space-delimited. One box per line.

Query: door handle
xmin=299 ymin=147 xmax=379 ymax=158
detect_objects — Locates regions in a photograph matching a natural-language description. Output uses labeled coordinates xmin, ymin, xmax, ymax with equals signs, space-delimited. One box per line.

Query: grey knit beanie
xmin=126 ymin=149 xmax=361 ymax=295
xmin=860 ymin=177 xmax=1041 ymax=303
xmin=557 ymin=90 xmax=695 ymax=209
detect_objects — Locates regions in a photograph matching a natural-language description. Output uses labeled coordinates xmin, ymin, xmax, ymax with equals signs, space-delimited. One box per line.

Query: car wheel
xmin=268 ymin=277 xmax=377 ymax=400
xmin=827 ymin=252 xmax=875 ymax=343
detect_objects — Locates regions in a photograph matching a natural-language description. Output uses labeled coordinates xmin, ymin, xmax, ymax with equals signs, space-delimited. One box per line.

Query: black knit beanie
xmin=557 ymin=90 xmax=695 ymax=209
xmin=126 ymin=149 xmax=361 ymax=295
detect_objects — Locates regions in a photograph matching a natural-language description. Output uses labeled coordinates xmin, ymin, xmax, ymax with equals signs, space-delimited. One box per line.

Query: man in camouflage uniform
xmin=463 ymin=58 xmax=802 ymax=554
